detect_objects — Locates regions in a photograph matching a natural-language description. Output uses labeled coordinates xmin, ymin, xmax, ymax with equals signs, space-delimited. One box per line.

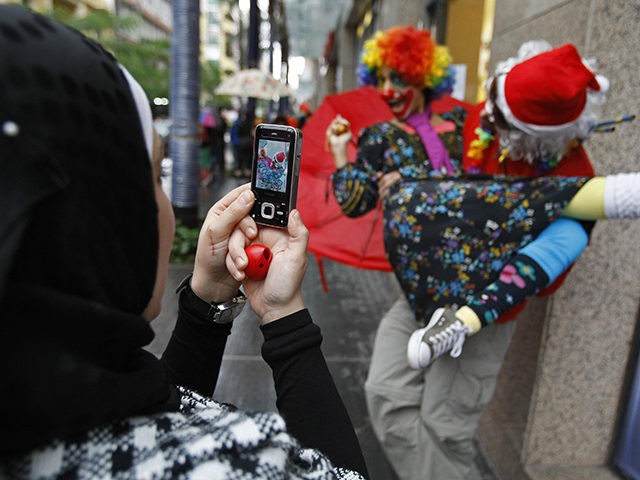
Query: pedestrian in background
xmin=210 ymin=107 xmax=227 ymax=177
xmin=232 ymin=108 xmax=254 ymax=178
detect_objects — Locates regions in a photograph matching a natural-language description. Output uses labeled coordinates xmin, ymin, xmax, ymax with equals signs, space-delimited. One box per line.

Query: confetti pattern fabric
xmin=333 ymin=119 xmax=588 ymax=323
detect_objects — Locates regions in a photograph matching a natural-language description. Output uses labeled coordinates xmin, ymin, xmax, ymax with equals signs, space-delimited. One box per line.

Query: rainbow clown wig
xmin=357 ymin=25 xmax=454 ymax=98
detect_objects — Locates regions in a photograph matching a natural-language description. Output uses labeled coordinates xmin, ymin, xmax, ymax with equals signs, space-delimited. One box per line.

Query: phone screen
xmin=255 ymin=138 xmax=290 ymax=194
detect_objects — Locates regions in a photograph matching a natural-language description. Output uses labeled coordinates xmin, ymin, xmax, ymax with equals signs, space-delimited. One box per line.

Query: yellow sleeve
xmin=562 ymin=177 xmax=606 ymax=220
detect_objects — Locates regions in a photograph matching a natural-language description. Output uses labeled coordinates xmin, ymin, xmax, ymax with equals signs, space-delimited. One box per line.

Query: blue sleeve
xmin=519 ymin=217 xmax=588 ymax=286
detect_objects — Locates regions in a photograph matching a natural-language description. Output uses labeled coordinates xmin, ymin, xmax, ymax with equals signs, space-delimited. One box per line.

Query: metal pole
xmin=170 ymin=0 xmax=200 ymax=226
xmin=247 ymin=0 xmax=259 ymax=115
xmin=248 ymin=0 xmax=259 ymax=67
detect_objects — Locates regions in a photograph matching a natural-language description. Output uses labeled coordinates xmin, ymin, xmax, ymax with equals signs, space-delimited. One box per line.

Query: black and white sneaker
xmin=407 ymin=308 xmax=472 ymax=369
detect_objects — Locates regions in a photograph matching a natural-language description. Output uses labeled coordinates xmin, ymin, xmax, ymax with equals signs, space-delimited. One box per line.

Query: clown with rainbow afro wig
xmin=357 ymin=26 xmax=455 ymax=106
xmin=327 ymin=25 xmax=460 ymax=176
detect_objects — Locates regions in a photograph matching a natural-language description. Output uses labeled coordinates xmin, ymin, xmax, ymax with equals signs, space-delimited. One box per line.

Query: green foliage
xmin=48 ymin=7 xmax=170 ymax=100
xmin=46 ymin=8 xmax=224 ymax=104
xmin=109 ymin=38 xmax=171 ymax=101
xmin=59 ymin=8 xmax=137 ymax=39
xmin=201 ymin=61 xmax=221 ymax=96
xmin=171 ymin=220 xmax=200 ymax=264
xmin=201 ymin=60 xmax=234 ymax=110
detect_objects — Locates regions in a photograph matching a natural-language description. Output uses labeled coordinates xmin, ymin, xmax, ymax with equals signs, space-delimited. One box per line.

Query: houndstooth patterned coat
xmin=1 ymin=387 xmax=365 ymax=480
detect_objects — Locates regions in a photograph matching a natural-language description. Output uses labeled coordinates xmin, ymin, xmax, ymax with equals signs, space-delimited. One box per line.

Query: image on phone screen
xmin=255 ymin=139 xmax=290 ymax=193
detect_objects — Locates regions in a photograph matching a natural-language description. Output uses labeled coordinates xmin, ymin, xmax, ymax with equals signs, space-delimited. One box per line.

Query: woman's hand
xmin=191 ymin=183 xmax=258 ymax=303
xmin=377 ymin=170 xmax=402 ymax=200
xmin=227 ymin=209 xmax=309 ymax=325
xmin=325 ymin=115 xmax=352 ymax=169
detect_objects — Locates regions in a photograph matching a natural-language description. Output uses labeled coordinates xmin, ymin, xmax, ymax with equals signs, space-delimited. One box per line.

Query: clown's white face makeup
xmin=378 ymin=67 xmax=426 ymax=119
xmin=141 ymin=131 xmax=175 ymax=321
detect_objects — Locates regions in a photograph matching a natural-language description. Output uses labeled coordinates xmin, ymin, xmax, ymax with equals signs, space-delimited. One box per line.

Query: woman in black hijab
xmin=0 ymin=5 xmax=367 ymax=478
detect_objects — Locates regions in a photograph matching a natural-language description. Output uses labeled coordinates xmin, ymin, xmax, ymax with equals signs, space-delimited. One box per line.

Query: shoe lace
xmin=428 ymin=320 xmax=471 ymax=359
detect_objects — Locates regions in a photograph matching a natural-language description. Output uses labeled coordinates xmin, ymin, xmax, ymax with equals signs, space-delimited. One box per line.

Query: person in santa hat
xmin=273 ymin=150 xmax=287 ymax=170
xmin=326 ymin=30 xmax=639 ymax=479
xmin=406 ymin=41 xmax=639 ymax=370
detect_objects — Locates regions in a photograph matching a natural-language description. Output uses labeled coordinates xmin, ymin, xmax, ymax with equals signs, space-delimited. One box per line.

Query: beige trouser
xmin=365 ymin=296 xmax=516 ymax=480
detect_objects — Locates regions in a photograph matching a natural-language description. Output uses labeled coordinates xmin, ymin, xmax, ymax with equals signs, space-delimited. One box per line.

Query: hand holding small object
xmin=331 ymin=116 xmax=351 ymax=135
xmin=325 ymin=115 xmax=352 ymax=168
xmin=244 ymin=244 xmax=272 ymax=280
xmin=228 ymin=209 xmax=308 ymax=325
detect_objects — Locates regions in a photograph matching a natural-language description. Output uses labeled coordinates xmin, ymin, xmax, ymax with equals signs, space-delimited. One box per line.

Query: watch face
xmin=213 ymin=297 xmax=246 ymax=324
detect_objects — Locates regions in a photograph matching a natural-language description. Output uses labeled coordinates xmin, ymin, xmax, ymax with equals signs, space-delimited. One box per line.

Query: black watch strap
xmin=177 ymin=274 xmax=246 ymax=324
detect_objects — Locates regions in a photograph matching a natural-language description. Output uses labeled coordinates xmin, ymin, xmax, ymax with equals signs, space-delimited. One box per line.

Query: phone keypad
xmin=254 ymin=200 xmax=289 ymax=227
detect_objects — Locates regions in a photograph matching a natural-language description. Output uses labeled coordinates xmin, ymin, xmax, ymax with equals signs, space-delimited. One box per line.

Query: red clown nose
xmin=245 ymin=244 xmax=272 ymax=280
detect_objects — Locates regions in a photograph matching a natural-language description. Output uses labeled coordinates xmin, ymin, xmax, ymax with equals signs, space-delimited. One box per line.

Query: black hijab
xmin=0 ymin=5 xmax=177 ymax=454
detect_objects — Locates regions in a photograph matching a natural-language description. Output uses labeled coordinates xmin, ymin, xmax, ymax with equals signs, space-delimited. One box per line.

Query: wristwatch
xmin=177 ymin=274 xmax=247 ymax=324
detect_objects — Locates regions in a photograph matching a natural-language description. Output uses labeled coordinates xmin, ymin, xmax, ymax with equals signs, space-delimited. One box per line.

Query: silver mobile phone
xmin=250 ymin=123 xmax=302 ymax=228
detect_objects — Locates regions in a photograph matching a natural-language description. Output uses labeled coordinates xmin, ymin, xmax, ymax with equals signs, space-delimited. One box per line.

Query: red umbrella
xmin=296 ymin=87 xmax=395 ymax=290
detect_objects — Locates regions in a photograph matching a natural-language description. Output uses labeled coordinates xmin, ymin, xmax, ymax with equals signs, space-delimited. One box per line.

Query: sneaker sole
xmin=407 ymin=327 xmax=429 ymax=369
xmin=406 ymin=308 xmax=445 ymax=370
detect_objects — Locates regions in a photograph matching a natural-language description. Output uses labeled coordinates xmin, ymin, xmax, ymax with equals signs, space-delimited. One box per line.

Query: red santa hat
xmin=495 ymin=44 xmax=607 ymax=135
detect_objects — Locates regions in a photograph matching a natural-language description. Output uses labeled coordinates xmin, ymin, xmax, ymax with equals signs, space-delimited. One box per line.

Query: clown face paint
xmin=378 ymin=67 xmax=425 ymax=119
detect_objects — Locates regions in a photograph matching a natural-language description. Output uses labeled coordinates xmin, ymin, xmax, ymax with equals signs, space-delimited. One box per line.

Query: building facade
xmin=114 ymin=0 xmax=171 ymax=41
xmin=2 ymin=0 xmax=172 ymax=41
